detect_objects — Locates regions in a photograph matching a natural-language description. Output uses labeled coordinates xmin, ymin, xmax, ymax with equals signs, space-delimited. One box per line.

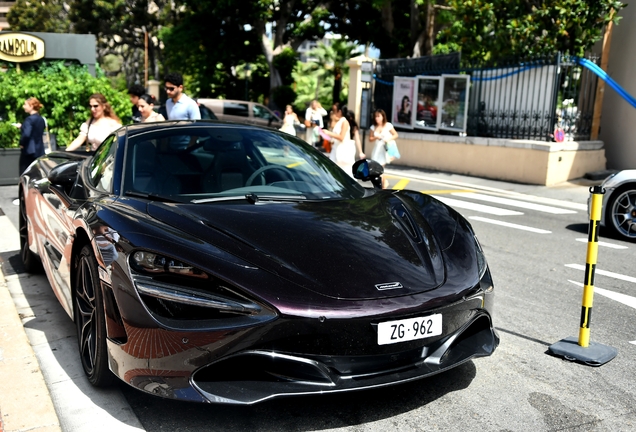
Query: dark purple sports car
xmin=19 ymin=120 xmax=498 ymax=404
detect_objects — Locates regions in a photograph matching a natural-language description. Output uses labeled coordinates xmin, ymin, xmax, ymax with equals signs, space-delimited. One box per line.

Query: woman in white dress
xmin=369 ymin=109 xmax=399 ymax=188
xmin=322 ymin=103 xmax=356 ymax=176
xmin=279 ymin=105 xmax=299 ymax=136
xmin=66 ymin=93 xmax=122 ymax=151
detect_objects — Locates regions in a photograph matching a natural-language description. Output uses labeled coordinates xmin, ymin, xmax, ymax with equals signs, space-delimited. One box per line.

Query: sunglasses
xmin=89 ymin=104 xmax=100 ymax=108
xmin=165 ymin=86 xmax=176 ymax=92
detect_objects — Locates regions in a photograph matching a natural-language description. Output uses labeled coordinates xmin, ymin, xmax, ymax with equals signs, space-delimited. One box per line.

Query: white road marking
xmin=385 ymin=169 xmax=588 ymax=210
xmin=469 ymin=216 xmax=552 ymax=234
xmin=575 ymin=238 xmax=629 ymax=249
xmin=452 ymin=192 xmax=577 ymax=214
xmin=568 ymin=280 xmax=636 ymax=310
xmin=432 ymin=196 xmax=523 ymax=216
xmin=0 ymin=215 xmax=20 ymax=252
xmin=630 ymin=341 xmax=636 ymax=346
xmin=565 ymin=264 xmax=636 ymax=284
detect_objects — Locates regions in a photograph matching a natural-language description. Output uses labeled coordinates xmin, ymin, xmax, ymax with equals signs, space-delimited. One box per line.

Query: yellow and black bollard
xmin=548 ymin=185 xmax=617 ymax=366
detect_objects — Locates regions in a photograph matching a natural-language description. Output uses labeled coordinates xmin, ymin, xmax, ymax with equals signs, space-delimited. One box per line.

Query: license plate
xmin=377 ymin=314 xmax=442 ymax=345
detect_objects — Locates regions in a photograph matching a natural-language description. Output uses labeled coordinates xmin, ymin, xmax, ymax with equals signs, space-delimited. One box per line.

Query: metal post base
xmin=548 ymin=336 xmax=617 ymax=366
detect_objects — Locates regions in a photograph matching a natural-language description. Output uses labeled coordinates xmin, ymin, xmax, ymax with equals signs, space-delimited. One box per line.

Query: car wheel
xmin=74 ymin=244 xmax=115 ymax=387
xmin=605 ymin=184 xmax=636 ymax=241
xmin=18 ymin=193 xmax=42 ymax=273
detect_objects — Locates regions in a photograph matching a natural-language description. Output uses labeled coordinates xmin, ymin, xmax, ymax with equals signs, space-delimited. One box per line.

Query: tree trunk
xmin=333 ymin=68 xmax=342 ymax=105
xmin=425 ymin=1 xmax=435 ymax=56
xmin=380 ymin=0 xmax=394 ymax=37
xmin=410 ymin=0 xmax=420 ymax=51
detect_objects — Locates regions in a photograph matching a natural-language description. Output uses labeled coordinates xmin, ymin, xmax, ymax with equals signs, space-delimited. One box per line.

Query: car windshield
xmin=121 ymin=125 xmax=366 ymax=202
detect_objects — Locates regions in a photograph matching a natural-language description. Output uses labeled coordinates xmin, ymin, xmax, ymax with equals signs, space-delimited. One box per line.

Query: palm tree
xmin=307 ymin=38 xmax=361 ymax=105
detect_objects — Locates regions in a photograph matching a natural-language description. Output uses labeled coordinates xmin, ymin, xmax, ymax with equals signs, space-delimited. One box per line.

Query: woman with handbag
xmin=322 ymin=103 xmax=356 ymax=177
xmin=369 ymin=109 xmax=399 ymax=188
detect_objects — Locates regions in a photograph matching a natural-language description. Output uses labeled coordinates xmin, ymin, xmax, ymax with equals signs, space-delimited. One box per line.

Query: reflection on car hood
xmin=147 ymin=192 xmax=459 ymax=300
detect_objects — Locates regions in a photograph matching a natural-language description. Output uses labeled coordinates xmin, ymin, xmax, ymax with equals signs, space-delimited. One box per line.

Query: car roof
xmin=118 ymin=120 xmax=275 ymax=138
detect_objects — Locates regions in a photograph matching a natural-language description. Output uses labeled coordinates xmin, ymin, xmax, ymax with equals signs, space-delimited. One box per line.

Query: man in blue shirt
xmin=164 ymin=73 xmax=201 ymax=121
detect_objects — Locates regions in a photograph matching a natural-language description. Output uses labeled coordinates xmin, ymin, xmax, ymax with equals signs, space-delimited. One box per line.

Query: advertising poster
xmin=414 ymin=76 xmax=441 ymax=131
xmin=439 ymin=74 xmax=470 ymax=132
xmin=392 ymin=77 xmax=416 ymax=129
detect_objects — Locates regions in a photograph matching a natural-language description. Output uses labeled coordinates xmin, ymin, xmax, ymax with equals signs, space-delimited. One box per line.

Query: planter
xmin=0 ymin=148 xmax=21 ymax=186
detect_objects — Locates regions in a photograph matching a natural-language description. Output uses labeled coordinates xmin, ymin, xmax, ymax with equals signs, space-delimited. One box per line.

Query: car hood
xmin=147 ymin=192 xmax=456 ymax=300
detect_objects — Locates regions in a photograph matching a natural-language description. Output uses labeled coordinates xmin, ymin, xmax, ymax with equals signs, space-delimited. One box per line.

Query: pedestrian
xmin=304 ymin=99 xmax=327 ymax=149
xmin=369 ymin=109 xmax=399 ymax=189
xmin=65 ymin=93 xmax=122 ymax=152
xmin=137 ymin=94 xmax=165 ymax=123
xmin=322 ymin=103 xmax=356 ymax=176
xmin=17 ymin=97 xmax=46 ymax=174
xmin=279 ymin=105 xmax=300 ymax=136
xmin=128 ymin=84 xmax=145 ymax=123
xmin=344 ymin=109 xmax=366 ymax=161
xmin=164 ymin=73 xmax=201 ymax=121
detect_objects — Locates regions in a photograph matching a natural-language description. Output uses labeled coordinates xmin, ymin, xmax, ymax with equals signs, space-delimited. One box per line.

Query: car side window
xmin=89 ymin=135 xmax=117 ymax=192
xmin=252 ymin=104 xmax=271 ymax=119
xmin=224 ymin=102 xmax=249 ymax=117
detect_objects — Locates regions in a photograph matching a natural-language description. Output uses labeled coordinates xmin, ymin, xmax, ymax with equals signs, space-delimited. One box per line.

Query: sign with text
xmin=0 ymin=32 xmax=45 ymax=63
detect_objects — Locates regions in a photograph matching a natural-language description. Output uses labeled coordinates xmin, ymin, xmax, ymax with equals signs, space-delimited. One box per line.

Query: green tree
xmin=444 ymin=0 xmax=625 ymax=61
xmin=6 ymin=0 xmax=70 ymax=33
xmin=305 ymin=39 xmax=360 ymax=105
xmin=0 ymin=62 xmax=129 ymax=148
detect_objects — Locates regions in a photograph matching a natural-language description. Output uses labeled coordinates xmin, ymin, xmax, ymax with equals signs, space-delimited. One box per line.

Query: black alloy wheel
xmin=18 ymin=192 xmax=42 ymax=273
xmin=606 ymin=185 xmax=636 ymax=241
xmin=74 ymin=245 xmax=115 ymax=387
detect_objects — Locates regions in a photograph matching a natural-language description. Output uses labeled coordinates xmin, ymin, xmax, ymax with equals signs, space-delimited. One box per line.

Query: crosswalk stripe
xmin=451 ymin=192 xmax=577 ymax=214
xmin=575 ymin=238 xmax=628 ymax=249
xmin=422 ymin=189 xmax=475 ymax=194
xmin=568 ymin=280 xmax=636 ymax=310
xmin=385 ymin=170 xmax=588 ymax=210
xmin=565 ymin=264 xmax=636 ymax=284
xmin=432 ymin=195 xmax=523 ymax=216
xmin=468 ymin=216 xmax=551 ymax=233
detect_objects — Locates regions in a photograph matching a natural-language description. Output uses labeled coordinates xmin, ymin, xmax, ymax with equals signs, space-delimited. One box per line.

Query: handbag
xmin=386 ymin=140 xmax=401 ymax=160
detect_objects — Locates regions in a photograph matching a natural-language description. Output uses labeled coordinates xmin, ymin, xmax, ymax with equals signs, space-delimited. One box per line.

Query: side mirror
xmin=48 ymin=161 xmax=79 ymax=186
xmin=352 ymin=159 xmax=384 ymax=189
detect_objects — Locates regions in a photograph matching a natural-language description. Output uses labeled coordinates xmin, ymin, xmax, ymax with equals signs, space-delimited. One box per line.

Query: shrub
xmin=0 ymin=62 xmax=130 ymax=148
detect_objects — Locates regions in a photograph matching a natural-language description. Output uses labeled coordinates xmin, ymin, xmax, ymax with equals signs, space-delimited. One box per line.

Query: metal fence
xmin=372 ymin=53 xmax=599 ymax=142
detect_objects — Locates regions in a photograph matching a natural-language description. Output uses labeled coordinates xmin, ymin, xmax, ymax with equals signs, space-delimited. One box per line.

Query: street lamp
xmin=244 ymin=63 xmax=252 ymax=101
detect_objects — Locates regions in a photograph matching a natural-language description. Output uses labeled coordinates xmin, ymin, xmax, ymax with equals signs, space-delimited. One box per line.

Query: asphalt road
xmin=1 ymin=166 xmax=635 ymax=431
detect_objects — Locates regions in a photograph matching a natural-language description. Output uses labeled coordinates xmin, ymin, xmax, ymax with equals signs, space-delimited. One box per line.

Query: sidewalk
xmin=0 ymin=219 xmax=61 ymax=431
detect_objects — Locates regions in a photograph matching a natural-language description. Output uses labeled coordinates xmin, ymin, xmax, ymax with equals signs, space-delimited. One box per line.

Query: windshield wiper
xmin=125 ymin=191 xmax=181 ymax=203
xmin=191 ymin=196 xmax=248 ymax=204
xmin=245 ymin=193 xmax=306 ymax=204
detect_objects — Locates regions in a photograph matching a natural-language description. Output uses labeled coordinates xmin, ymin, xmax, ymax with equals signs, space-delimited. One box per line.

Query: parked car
xmin=592 ymin=170 xmax=636 ymax=241
xmin=18 ymin=121 xmax=498 ymax=404
xmin=197 ymin=98 xmax=282 ymax=129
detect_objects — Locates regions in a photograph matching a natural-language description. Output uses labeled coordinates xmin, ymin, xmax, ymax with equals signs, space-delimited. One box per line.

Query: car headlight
xmin=131 ymin=250 xmax=208 ymax=279
xmin=128 ymin=250 xmax=277 ymax=324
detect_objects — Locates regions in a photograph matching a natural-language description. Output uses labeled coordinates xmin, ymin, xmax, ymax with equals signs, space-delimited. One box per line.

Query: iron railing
xmin=372 ymin=53 xmax=599 ymax=142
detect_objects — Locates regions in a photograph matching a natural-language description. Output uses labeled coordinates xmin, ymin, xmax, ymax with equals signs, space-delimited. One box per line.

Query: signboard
xmin=439 ymin=74 xmax=470 ymax=132
xmin=361 ymin=61 xmax=373 ymax=83
xmin=392 ymin=76 xmax=416 ymax=129
xmin=413 ymin=76 xmax=441 ymax=131
xmin=360 ymin=88 xmax=371 ymax=129
xmin=0 ymin=32 xmax=45 ymax=63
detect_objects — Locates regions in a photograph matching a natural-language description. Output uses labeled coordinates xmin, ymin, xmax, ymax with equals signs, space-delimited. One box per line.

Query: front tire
xmin=74 ymin=245 xmax=115 ymax=387
xmin=18 ymin=192 xmax=42 ymax=273
xmin=605 ymin=185 xmax=636 ymax=242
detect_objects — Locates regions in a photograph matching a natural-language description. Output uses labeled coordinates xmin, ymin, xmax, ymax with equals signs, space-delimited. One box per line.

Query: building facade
xmin=0 ymin=1 xmax=15 ymax=30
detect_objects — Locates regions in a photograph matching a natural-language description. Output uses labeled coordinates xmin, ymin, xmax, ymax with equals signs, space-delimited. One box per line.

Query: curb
xmin=0 ymin=257 xmax=62 ymax=431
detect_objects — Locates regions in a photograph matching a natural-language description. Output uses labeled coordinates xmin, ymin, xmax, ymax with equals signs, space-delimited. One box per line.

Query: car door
xmin=251 ymin=103 xmax=281 ymax=128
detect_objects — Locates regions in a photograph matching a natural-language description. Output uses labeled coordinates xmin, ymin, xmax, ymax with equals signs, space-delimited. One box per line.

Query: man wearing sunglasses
xmin=164 ymin=73 xmax=201 ymax=121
